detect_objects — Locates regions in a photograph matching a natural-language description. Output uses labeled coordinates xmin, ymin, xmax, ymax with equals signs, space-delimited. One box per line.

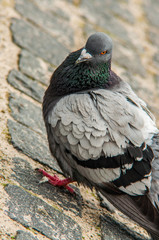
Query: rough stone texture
xmin=8 ymin=70 xmax=45 ymax=103
xmin=32 ymin=0 xmax=70 ymax=21
xmin=5 ymin=184 xmax=82 ymax=240
xmin=19 ymin=50 xmax=53 ymax=86
xmin=15 ymin=230 xmax=38 ymax=240
xmin=7 ymin=119 xmax=62 ymax=173
xmin=11 ymin=18 xmax=69 ymax=66
xmin=80 ymin=0 xmax=131 ymax=42
xmin=144 ymin=0 xmax=159 ymax=28
xmin=155 ymin=75 xmax=159 ymax=95
xmin=81 ymin=0 xmax=135 ymax=24
xmin=12 ymin=157 xmax=82 ymax=216
xmin=15 ymin=0 xmax=74 ymax=48
xmin=9 ymin=92 xmax=45 ymax=135
xmin=153 ymin=52 xmax=159 ymax=71
xmin=100 ymin=215 xmax=149 ymax=240
xmin=113 ymin=41 xmax=146 ymax=77
xmin=149 ymin=30 xmax=159 ymax=49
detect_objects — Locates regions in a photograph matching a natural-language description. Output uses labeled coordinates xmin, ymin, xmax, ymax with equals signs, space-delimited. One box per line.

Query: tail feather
xmin=99 ymin=187 xmax=159 ymax=239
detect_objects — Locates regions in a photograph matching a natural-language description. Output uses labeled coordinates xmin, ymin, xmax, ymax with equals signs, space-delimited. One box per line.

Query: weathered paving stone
xmin=12 ymin=157 xmax=82 ymax=216
xmin=15 ymin=0 xmax=74 ymax=48
xmin=8 ymin=70 xmax=45 ymax=103
xmin=149 ymin=31 xmax=159 ymax=49
xmin=9 ymin=93 xmax=45 ymax=135
xmin=33 ymin=0 xmax=70 ymax=21
xmin=113 ymin=40 xmax=146 ymax=77
xmin=107 ymin=3 xmax=135 ymax=24
xmin=80 ymin=0 xmax=130 ymax=42
xmin=82 ymin=0 xmax=135 ymax=24
xmin=119 ymin=71 xmax=141 ymax=94
xmin=144 ymin=0 xmax=159 ymax=28
xmin=19 ymin=50 xmax=53 ymax=86
xmin=155 ymin=75 xmax=159 ymax=94
xmin=11 ymin=18 xmax=69 ymax=66
xmin=153 ymin=52 xmax=159 ymax=66
xmin=15 ymin=230 xmax=38 ymax=240
xmin=100 ymin=215 xmax=149 ymax=240
xmin=5 ymin=184 xmax=82 ymax=240
xmin=7 ymin=119 xmax=62 ymax=173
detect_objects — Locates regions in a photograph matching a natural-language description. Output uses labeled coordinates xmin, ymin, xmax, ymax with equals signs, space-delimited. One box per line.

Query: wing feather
xmin=99 ymin=186 xmax=159 ymax=239
xmin=46 ymin=84 xmax=159 ymax=237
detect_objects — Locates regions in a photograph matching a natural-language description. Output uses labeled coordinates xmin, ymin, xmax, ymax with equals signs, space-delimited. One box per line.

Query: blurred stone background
xmin=0 ymin=0 xmax=159 ymax=239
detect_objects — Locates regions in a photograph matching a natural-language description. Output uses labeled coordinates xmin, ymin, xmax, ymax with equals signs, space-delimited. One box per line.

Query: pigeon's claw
xmin=37 ymin=169 xmax=75 ymax=194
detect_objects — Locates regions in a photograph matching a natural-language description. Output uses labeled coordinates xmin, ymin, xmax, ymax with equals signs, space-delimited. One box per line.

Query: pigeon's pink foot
xmin=37 ymin=169 xmax=75 ymax=194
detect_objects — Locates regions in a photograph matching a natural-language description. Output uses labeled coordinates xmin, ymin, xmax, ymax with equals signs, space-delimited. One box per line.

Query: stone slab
xmin=19 ymin=50 xmax=53 ymax=86
xmin=155 ymin=75 xmax=159 ymax=95
xmin=100 ymin=215 xmax=148 ymax=240
xmin=11 ymin=18 xmax=69 ymax=66
xmin=149 ymin=30 xmax=159 ymax=49
xmin=113 ymin=40 xmax=146 ymax=77
xmin=7 ymin=119 xmax=62 ymax=173
xmin=9 ymin=92 xmax=45 ymax=135
xmin=12 ymin=157 xmax=82 ymax=216
xmin=8 ymin=70 xmax=45 ymax=103
xmin=5 ymin=184 xmax=82 ymax=240
xmin=82 ymin=0 xmax=135 ymax=24
xmin=144 ymin=0 xmax=159 ymax=28
xmin=32 ymin=0 xmax=70 ymax=21
xmin=81 ymin=0 xmax=130 ymax=42
xmin=15 ymin=230 xmax=38 ymax=240
xmin=15 ymin=0 xmax=74 ymax=48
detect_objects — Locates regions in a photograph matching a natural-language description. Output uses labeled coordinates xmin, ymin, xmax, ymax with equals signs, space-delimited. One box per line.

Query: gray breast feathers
xmin=48 ymin=89 xmax=157 ymax=158
xmin=47 ymin=88 xmax=158 ymax=197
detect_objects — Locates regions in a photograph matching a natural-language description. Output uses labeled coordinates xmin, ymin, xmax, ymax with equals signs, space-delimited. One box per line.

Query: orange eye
xmin=100 ymin=51 xmax=107 ymax=55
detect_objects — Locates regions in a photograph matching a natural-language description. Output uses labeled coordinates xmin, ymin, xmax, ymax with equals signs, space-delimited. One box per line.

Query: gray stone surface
xmin=80 ymin=0 xmax=130 ymax=42
xmin=107 ymin=3 xmax=135 ymax=24
xmin=8 ymin=70 xmax=45 ymax=103
xmin=12 ymin=157 xmax=82 ymax=216
xmin=144 ymin=0 xmax=159 ymax=28
xmin=15 ymin=230 xmax=38 ymax=240
xmin=149 ymin=30 xmax=159 ymax=48
xmin=19 ymin=50 xmax=53 ymax=86
xmin=113 ymin=41 xmax=146 ymax=77
xmin=153 ymin=52 xmax=159 ymax=67
xmin=9 ymin=93 xmax=45 ymax=135
xmin=155 ymin=75 xmax=159 ymax=94
xmin=15 ymin=0 xmax=74 ymax=48
xmin=5 ymin=184 xmax=82 ymax=240
xmin=11 ymin=18 xmax=69 ymax=66
xmin=100 ymin=215 xmax=148 ymax=240
xmin=8 ymin=119 xmax=62 ymax=173
xmin=33 ymin=0 xmax=70 ymax=21
xmin=32 ymin=0 xmax=70 ymax=20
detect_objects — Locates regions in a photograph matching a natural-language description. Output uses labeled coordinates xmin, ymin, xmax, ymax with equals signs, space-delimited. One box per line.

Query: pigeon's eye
xmin=100 ymin=51 xmax=107 ymax=55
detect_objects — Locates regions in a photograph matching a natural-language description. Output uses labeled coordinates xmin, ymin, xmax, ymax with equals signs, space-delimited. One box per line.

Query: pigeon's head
xmin=76 ymin=32 xmax=113 ymax=66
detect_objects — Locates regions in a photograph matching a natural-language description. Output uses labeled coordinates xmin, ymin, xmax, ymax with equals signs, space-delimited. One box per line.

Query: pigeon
xmin=41 ymin=32 xmax=159 ymax=239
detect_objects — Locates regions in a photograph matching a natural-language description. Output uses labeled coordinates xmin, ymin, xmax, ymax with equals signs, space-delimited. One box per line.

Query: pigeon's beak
xmin=75 ymin=48 xmax=92 ymax=64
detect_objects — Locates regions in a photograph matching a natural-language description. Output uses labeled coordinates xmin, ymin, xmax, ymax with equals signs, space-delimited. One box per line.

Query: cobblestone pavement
xmin=0 ymin=0 xmax=159 ymax=239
